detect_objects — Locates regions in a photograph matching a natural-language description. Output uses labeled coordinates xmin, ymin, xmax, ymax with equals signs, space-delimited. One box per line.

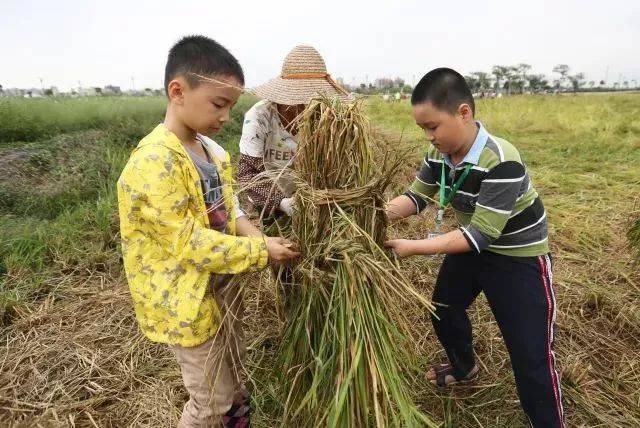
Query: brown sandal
xmin=430 ymin=363 xmax=479 ymax=387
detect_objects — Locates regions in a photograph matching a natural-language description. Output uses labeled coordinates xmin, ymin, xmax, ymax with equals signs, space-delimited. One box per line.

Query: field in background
xmin=0 ymin=94 xmax=638 ymax=426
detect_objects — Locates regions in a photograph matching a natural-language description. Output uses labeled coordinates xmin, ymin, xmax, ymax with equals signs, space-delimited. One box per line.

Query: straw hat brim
xmin=250 ymin=77 xmax=348 ymax=105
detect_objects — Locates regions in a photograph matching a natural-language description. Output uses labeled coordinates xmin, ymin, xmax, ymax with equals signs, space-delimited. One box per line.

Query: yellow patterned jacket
xmin=117 ymin=124 xmax=268 ymax=346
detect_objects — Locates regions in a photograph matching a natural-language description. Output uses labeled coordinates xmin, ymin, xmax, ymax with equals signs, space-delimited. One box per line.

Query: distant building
xmin=78 ymin=87 xmax=98 ymax=97
xmin=4 ymin=88 xmax=25 ymax=97
xmin=375 ymin=78 xmax=394 ymax=89
xmin=125 ymin=89 xmax=144 ymax=97
xmin=103 ymin=85 xmax=122 ymax=95
xmin=0 ymin=84 xmax=161 ymax=98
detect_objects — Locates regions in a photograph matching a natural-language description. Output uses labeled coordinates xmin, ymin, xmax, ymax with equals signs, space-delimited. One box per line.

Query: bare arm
xmin=235 ymin=215 xmax=263 ymax=237
xmin=235 ymin=216 xmax=300 ymax=263
xmin=385 ymin=229 xmax=471 ymax=258
xmin=386 ymin=195 xmax=419 ymax=221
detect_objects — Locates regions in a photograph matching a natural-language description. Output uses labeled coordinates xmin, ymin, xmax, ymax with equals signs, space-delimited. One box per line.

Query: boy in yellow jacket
xmin=117 ymin=35 xmax=298 ymax=427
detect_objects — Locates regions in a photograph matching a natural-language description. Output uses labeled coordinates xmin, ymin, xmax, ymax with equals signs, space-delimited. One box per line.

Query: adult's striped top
xmin=405 ymin=122 xmax=549 ymax=257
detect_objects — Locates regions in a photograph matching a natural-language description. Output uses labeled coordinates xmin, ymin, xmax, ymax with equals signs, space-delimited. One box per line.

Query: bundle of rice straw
xmin=277 ymin=97 xmax=436 ymax=427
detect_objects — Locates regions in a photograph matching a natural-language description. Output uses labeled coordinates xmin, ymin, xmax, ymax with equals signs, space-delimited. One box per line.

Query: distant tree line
xmin=343 ymin=64 xmax=637 ymax=96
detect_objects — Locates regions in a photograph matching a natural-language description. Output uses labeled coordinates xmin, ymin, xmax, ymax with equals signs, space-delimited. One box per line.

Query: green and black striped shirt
xmin=405 ymin=122 xmax=549 ymax=257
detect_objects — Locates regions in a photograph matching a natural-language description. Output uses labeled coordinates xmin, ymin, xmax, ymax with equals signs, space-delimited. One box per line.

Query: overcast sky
xmin=2 ymin=0 xmax=638 ymax=91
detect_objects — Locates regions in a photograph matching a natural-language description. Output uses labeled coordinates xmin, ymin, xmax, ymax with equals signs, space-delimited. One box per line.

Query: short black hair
xmin=411 ymin=68 xmax=475 ymax=115
xmin=164 ymin=35 xmax=244 ymax=95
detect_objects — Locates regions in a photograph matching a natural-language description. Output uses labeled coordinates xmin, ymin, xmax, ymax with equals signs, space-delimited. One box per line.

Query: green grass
xmin=0 ymin=95 xmax=256 ymax=153
xmin=0 ymin=93 xmax=639 ymax=427
xmin=367 ymin=94 xmax=640 ymax=252
xmin=0 ymin=96 xmax=167 ymax=143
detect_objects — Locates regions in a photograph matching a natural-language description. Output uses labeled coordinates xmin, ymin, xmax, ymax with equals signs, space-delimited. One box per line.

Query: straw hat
xmin=251 ymin=45 xmax=348 ymax=105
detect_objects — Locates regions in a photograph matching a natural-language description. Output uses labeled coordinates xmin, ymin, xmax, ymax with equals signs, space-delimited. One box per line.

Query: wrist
xmin=414 ymin=238 xmax=434 ymax=255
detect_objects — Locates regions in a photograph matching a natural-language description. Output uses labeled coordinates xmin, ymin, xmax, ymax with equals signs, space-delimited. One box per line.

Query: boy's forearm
xmin=235 ymin=215 xmax=264 ymax=237
xmin=413 ymin=229 xmax=471 ymax=255
xmin=386 ymin=195 xmax=418 ymax=220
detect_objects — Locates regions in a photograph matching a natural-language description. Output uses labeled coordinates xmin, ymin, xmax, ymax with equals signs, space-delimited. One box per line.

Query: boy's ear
xmin=167 ymin=77 xmax=187 ymax=105
xmin=458 ymin=103 xmax=473 ymax=122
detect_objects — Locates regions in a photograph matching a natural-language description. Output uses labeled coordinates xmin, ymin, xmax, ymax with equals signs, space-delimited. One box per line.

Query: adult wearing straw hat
xmin=237 ymin=45 xmax=347 ymax=220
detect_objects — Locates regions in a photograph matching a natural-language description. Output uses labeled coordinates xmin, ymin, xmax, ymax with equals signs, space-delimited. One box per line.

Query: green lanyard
xmin=435 ymin=162 xmax=472 ymax=231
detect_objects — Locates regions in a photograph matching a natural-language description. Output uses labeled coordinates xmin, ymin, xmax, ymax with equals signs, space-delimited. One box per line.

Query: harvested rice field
xmin=0 ymin=93 xmax=639 ymax=427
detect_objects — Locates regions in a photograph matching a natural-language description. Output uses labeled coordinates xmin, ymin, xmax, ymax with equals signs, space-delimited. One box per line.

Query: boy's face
xmin=412 ymin=101 xmax=473 ymax=155
xmin=169 ymin=74 xmax=243 ymax=136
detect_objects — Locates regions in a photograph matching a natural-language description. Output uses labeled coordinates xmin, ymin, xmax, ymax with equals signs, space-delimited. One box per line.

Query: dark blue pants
xmin=432 ymin=251 xmax=564 ymax=428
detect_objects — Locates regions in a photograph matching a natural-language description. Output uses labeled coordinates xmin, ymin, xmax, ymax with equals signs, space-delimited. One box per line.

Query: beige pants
xmin=171 ymin=283 xmax=246 ymax=428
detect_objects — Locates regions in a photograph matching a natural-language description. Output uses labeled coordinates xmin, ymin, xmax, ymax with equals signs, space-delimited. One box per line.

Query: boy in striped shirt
xmin=385 ymin=68 xmax=563 ymax=427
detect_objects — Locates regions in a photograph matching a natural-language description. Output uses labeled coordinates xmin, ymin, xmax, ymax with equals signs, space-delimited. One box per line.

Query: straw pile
xmin=276 ymin=97 xmax=435 ymax=427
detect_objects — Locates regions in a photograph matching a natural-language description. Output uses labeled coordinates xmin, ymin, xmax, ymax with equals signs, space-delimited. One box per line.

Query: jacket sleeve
xmin=119 ymin=145 xmax=268 ymax=274
xmin=404 ymin=154 xmax=439 ymax=213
